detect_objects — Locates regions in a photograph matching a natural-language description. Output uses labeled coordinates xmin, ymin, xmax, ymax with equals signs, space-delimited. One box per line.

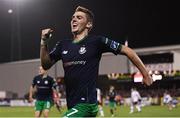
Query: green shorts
xmin=35 ymin=100 xmax=53 ymax=111
xmin=62 ymin=103 xmax=98 ymax=117
xmin=109 ymin=101 xmax=116 ymax=108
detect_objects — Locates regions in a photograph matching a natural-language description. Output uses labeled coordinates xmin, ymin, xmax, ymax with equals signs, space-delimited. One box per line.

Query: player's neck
xmin=42 ymin=74 xmax=48 ymax=78
xmin=73 ymin=31 xmax=88 ymax=43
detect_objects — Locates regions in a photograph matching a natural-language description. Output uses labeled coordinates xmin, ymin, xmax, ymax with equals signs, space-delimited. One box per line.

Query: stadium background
xmin=0 ymin=45 xmax=180 ymax=117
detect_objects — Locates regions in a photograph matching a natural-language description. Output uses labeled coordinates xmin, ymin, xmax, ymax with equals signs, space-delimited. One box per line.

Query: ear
xmin=86 ymin=22 xmax=93 ymax=29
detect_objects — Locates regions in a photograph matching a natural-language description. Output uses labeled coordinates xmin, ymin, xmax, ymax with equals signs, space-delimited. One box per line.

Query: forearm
xmin=121 ymin=46 xmax=149 ymax=77
xmin=40 ymin=28 xmax=54 ymax=70
xmin=40 ymin=45 xmax=53 ymax=70
xmin=29 ymin=86 xmax=34 ymax=98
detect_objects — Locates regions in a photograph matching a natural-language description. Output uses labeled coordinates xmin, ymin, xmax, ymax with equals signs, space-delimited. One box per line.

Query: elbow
xmin=42 ymin=65 xmax=50 ymax=70
xmin=41 ymin=62 xmax=52 ymax=70
xmin=121 ymin=46 xmax=135 ymax=56
xmin=41 ymin=63 xmax=51 ymax=70
xmin=41 ymin=56 xmax=53 ymax=70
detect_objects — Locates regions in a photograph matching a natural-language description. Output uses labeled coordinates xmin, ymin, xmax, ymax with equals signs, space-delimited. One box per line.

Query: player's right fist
xmin=142 ymin=74 xmax=153 ymax=86
xmin=41 ymin=28 xmax=53 ymax=45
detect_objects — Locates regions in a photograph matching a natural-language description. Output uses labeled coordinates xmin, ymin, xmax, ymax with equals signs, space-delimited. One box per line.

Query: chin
xmin=72 ymin=30 xmax=78 ymax=34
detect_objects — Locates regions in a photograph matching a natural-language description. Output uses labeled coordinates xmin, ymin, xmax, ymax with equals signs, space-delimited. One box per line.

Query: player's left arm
xmin=120 ymin=45 xmax=153 ymax=86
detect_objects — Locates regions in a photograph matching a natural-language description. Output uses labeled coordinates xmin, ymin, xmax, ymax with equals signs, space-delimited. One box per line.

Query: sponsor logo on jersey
xmin=110 ymin=41 xmax=119 ymax=51
xmin=79 ymin=46 xmax=86 ymax=54
xmin=62 ymin=50 xmax=68 ymax=54
xmin=64 ymin=61 xmax=86 ymax=67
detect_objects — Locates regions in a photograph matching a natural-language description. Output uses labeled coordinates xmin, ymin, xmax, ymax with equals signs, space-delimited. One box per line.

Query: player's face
xmin=110 ymin=86 xmax=114 ymax=91
xmin=71 ymin=11 xmax=91 ymax=34
xmin=39 ymin=67 xmax=46 ymax=75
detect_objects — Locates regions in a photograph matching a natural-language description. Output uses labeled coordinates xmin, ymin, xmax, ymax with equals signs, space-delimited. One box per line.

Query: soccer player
xmin=29 ymin=66 xmax=59 ymax=118
xmin=40 ymin=6 xmax=153 ymax=117
xmin=163 ymin=91 xmax=173 ymax=110
xmin=108 ymin=86 xmax=117 ymax=117
xmin=53 ymin=91 xmax=62 ymax=112
xmin=96 ymin=88 xmax=104 ymax=117
xmin=129 ymin=88 xmax=142 ymax=114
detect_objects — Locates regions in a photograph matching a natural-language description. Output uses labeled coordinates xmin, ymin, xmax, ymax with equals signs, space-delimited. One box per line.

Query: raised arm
xmin=40 ymin=28 xmax=54 ymax=70
xmin=120 ymin=45 xmax=153 ymax=86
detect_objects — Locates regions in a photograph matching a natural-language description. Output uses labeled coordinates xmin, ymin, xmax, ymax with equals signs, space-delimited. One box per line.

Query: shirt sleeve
xmin=32 ymin=77 xmax=36 ymax=88
xmin=99 ymin=36 xmax=122 ymax=55
xmin=49 ymin=41 xmax=62 ymax=63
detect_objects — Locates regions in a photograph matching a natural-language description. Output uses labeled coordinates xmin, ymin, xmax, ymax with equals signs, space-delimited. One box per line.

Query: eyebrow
xmin=71 ymin=14 xmax=83 ymax=19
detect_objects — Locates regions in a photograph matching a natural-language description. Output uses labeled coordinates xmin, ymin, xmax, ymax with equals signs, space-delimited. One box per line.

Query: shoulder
xmin=47 ymin=75 xmax=54 ymax=80
xmin=47 ymin=76 xmax=56 ymax=83
xmin=86 ymin=35 xmax=107 ymax=44
xmin=34 ymin=75 xmax=41 ymax=79
xmin=88 ymin=35 xmax=106 ymax=40
xmin=33 ymin=75 xmax=41 ymax=81
xmin=51 ymin=39 xmax=72 ymax=52
xmin=54 ymin=39 xmax=72 ymax=46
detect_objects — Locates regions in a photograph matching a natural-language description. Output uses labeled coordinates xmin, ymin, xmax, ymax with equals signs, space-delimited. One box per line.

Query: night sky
xmin=0 ymin=0 xmax=180 ymax=63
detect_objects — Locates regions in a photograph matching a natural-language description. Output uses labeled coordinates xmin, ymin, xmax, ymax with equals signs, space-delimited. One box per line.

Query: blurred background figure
xmin=53 ymin=90 xmax=62 ymax=112
xmin=163 ymin=91 xmax=173 ymax=110
xmin=96 ymin=88 xmax=104 ymax=117
xmin=108 ymin=86 xmax=117 ymax=117
xmin=171 ymin=97 xmax=178 ymax=108
xmin=29 ymin=66 xmax=60 ymax=118
xmin=130 ymin=88 xmax=142 ymax=114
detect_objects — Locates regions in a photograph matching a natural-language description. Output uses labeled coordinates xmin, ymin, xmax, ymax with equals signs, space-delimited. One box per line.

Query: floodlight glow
xmin=133 ymin=72 xmax=143 ymax=82
xmin=8 ymin=9 xmax=13 ymax=14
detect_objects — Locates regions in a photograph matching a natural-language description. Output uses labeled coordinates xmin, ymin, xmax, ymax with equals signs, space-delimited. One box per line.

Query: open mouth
xmin=72 ymin=24 xmax=78 ymax=29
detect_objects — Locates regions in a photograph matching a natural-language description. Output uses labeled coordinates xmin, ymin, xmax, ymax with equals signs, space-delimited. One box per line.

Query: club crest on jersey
xmin=79 ymin=46 xmax=86 ymax=54
xmin=110 ymin=41 xmax=119 ymax=51
xmin=45 ymin=81 xmax=48 ymax=84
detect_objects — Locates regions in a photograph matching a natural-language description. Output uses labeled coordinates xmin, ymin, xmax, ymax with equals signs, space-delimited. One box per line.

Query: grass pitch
xmin=0 ymin=105 xmax=179 ymax=117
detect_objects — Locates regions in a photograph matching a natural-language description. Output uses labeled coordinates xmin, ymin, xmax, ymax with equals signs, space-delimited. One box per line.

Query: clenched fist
xmin=142 ymin=75 xmax=153 ymax=86
xmin=41 ymin=28 xmax=53 ymax=45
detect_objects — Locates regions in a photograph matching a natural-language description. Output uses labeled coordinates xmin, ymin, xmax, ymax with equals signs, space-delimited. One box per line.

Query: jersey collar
xmin=72 ymin=35 xmax=88 ymax=44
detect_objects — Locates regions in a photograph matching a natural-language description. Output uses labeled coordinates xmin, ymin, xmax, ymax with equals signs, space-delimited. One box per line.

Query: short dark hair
xmin=75 ymin=6 xmax=94 ymax=24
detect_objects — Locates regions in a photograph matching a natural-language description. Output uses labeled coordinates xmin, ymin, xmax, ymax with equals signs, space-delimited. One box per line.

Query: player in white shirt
xmin=130 ymin=88 xmax=142 ymax=113
xmin=163 ymin=91 xmax=173 ymax=110
xmin=96 ymin=88 xmax=104 ymax=117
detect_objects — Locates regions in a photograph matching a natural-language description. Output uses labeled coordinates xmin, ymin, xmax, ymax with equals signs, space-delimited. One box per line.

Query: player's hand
xmin=142 ymin=75 xmax=153 ymax=86
xmin=41 ymin=28 xmax=53 ymax=45
xmin=28 ymin=97 xmax=34 ymax=103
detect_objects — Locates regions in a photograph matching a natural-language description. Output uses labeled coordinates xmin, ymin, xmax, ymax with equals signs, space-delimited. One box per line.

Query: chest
xmin=61 ymin=41 xmax=99 ymax=62
xmin=110 ymin=92 xmax=115 ymax=97
xmin=35 ymin=79 xmax=52 ymax=87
